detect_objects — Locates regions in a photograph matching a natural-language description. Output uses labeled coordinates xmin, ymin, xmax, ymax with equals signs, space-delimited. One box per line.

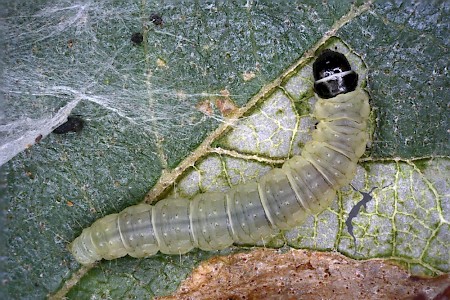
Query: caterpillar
xmin=69 ymin=50 xmax=370 ymax=265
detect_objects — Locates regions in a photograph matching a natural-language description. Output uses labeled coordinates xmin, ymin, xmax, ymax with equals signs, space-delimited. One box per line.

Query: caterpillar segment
xmin=70 ymin=50 xmax=370 ymax=265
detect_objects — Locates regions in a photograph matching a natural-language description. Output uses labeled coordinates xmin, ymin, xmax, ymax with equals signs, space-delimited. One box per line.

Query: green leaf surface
xmin=1 ymin=0 xmax=448 ymax=299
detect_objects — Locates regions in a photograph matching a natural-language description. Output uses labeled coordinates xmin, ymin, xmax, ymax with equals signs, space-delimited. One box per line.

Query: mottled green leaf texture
xmin=0 ymin=0 xmax=448 ymax=299
xmin=339 ymin=0 xmax=449 ymax=157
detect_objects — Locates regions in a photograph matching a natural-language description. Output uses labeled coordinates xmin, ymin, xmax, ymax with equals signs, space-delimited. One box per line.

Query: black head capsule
xmin=313 ymin=50 xmax=358 ymax=99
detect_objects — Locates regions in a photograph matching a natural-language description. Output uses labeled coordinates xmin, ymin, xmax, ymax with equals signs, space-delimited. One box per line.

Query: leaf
xmin=160 ymin=249 xmax=450 ymax=300
xmin=0 ymin=0 xmax=448 ymax=299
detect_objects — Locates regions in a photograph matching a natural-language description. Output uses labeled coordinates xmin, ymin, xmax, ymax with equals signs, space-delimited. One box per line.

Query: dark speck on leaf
xmin=53 ymin=116 xmax=84 ymax=134
xmin=345 ymin=186 xmax=379 ymax=253
xmin=131 ymin=32 xmax=143 ymax=45
xmin=150 ymin=13 xmax=163 ymax=25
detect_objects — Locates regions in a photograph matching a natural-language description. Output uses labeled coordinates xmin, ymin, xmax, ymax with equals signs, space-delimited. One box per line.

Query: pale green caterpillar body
xmin=69 ymin=50 xmax=370 ymax=265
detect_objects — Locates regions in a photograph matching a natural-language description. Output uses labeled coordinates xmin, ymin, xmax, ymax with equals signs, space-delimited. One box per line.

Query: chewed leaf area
xmin=172 ymin=39 xmax=448 ymax=277
xmin=83 ymin=33 xmax=447 ymax=296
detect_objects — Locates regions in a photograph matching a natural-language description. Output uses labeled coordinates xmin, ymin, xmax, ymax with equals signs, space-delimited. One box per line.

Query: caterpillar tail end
xmin=69 ymin=228 xmax=102 ymax=265
xmin=69 ymin=213 xmax=129 ymax=265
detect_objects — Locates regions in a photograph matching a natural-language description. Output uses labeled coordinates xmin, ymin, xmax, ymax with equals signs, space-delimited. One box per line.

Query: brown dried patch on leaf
xmin=158 ymin=249 xmax=450 ymax=300
xmin=215 ymin=89 xmax=238 ymax=117
xmin=433 ymin=285 xmax=450 ymax=299
xmin=195 ymin=100 xmax=213 ymax=116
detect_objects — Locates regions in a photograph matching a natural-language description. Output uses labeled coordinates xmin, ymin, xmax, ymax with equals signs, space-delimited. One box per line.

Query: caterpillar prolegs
xmin=69 ymin=50 xmax=370 ymax=265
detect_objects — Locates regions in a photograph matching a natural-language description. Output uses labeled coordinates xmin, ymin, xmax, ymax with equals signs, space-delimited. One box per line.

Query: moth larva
xmin=69 ymin=50 xmax=370 ymax=265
